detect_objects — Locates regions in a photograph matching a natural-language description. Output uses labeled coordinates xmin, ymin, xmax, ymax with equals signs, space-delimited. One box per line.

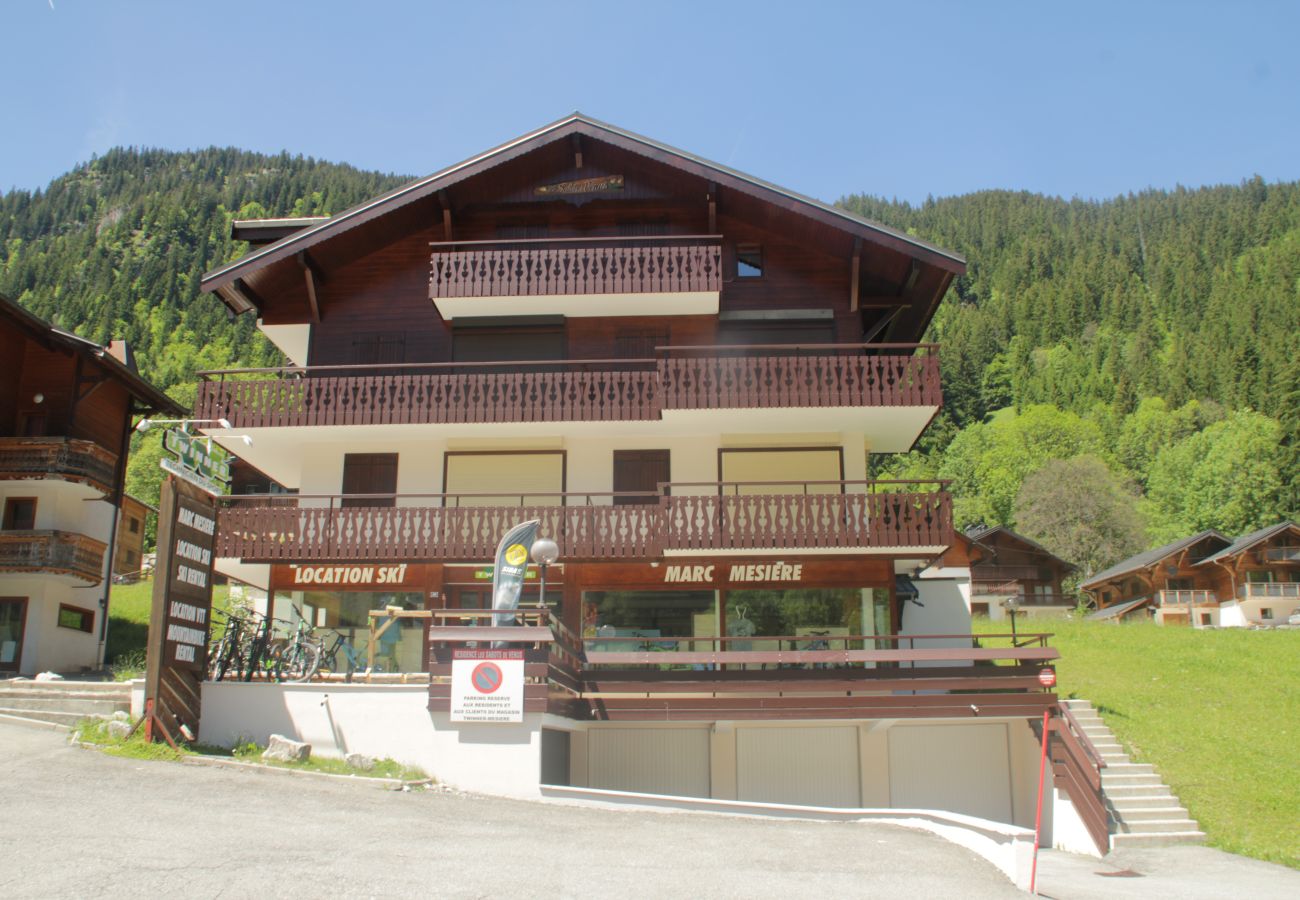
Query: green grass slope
xmin=981 ymin=617 xmax=1298 ymax=868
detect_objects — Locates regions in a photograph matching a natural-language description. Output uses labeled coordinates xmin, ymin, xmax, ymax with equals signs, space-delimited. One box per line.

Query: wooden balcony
xmin=426 ymin=610 xmax=1058 ymax=722
xmin=0 ymin=437 xmax=118 ymax=496
xmin=215 ymin=481 xmax=953 ymax=563
xmin=0 ymin=530 xmax=108 ymax=584
xmin=194 ymin=345 xmax=941 ymax=430
xmin=1263 ymin=547 xmax=1300 ymax=563
xmin=1238 ymin=582 xmax=1300 ymax=600
xmin=1156 ymin=589 xmax=1220 ymax=607
xmin=428 ymin=236 xmax=722 ymax=304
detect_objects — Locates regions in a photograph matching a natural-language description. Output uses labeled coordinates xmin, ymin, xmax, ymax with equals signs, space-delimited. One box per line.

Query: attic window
xmin=736 ymin=244 xmax=763 ymax=278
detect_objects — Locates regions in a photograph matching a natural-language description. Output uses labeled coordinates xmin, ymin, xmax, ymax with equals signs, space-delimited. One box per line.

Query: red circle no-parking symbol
xmin=1037 ymin=668 xmax=1057 ymax=688
xmin=471 ymin=662 xmax=504 ymax=694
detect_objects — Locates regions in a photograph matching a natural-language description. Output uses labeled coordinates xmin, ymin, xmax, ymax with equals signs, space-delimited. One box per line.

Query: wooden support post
xmin=297 ymin=252 xmax=321 ymax=323
xmin=572 ymin=134 xmax=583 ymax=169
xmin=707 ymin=182 xmax=718 ymax=234
xmin=439 ymin=190 xmax=452 ymax=241
xmin=850 ymin=238 xmax=862 ymax=312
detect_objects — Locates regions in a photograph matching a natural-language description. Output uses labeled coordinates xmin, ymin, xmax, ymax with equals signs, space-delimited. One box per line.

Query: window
xmin=128 ymin=517 xmax=140 ymax=535
xmin=2 ymin=498 xmax=37 ymax=531
xmin=57 ymin=604 xmax=94 ymax=633
xmin=125 ymin=549 xmax=138 ymax=565
xmin=972 ymin=602 xmax=991 ymax=617
xmin=1200 ymin=614 xmax=1212 ymax=626
xmin=19 ymin=413 xmax=47 ymax=437
xmin=613 ymin=450 xmax=670 ymax=505
xmin=1261 ymin=608 xmax=1274 ymax=620
xmin=736 ymin=244 xmax=763 ymax=278
xmin=443 ymin=451 xmax=564 ymax=507
xmin=341 ymin=454 xmax=398 ymax=509
xmin=352 ymin=333 xmax=406 ymax=366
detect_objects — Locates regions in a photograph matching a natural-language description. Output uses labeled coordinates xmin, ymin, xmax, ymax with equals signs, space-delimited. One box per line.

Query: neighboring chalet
xmin=1081 ymin=522 xmax=1300 ymax=627
xmin=188 ymin=115 xmax=1106 ymax=853
xmin=0 ymin=294 xmax=181 ymax=676
xmin=112 ymin=494 xmax=155 ymax=579
xmin=966 ymin=526 xmax=1077 ymax=620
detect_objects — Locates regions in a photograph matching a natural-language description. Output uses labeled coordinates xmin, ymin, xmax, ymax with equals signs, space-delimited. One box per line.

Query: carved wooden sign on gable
xmin=534 ymin=174 xmax=624 ymax=196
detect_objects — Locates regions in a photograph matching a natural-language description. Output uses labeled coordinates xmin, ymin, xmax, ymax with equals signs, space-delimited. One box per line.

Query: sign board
xmin=143 ymin=477 xmax=218 ymax=745
xmin=450 ymin=649 xmax=525 ymax=723
xmin=1037 ymin=668 xmax=1057 ymax=688
xmin=535 ymin=174 xmax=624 ymax=196
xmin=162 ymin=429 xmax=230 ymax=496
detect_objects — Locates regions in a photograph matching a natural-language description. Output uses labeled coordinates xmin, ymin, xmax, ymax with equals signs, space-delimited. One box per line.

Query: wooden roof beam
xmin=850 ymin=238 xmax=862 ymax=312
xmin=438 ymin=190 xmax=452 ymax=241
xmin=572 ymin=134 xmax=584 ymax=169
xmin=297 ymin=252 xmax=321 ymax=324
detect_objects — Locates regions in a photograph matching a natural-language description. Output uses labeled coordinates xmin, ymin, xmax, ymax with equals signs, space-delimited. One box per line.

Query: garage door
xmin=736 ymin=726 xmax=860 ymax=808
xmin=588 ymin=728 xmax=710 ymax=798
xmin=888 ymin=724 xmax=1012 ymax=823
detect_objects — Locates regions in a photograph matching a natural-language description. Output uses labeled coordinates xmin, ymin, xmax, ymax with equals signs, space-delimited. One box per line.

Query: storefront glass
xmin=273 ymin=590 xmax=424 ymax=673
xmin=725 ymin=587 xmax=892 ymax=664
xmin=582 ymin=590 xmax=719 ymax=652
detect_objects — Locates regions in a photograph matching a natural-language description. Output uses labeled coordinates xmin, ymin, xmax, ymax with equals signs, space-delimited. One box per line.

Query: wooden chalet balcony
xmin=1238 ymin=582 xmax=1300 ymax=600
xmin=426 ymin=609 xmax=1059 ymax=722
xmin=1263 ymin=547 xmax=1300 ymax=563
xmin=971 ymin=565 xmax=1048 ymax=582
xmin=0 ymin=530 xmax=108 ymax=584
xmin=215 ymin=481 xmax=953 ymax=563
xmin=0 ymin=437 xmax=118 ymax=496
xmin=971 ymin=585 xmax=1075 ymax=607
xmin=194 ymin=345 xmax=941 ymax=430
xmin=1156 ymin=589 xmax=1220 ymax=607
xmin=428 ymin=236 xmax=722 ymax=304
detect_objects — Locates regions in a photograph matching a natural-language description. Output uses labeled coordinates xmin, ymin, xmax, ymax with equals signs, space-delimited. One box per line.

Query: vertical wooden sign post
xmin=142 ymin=475 xmax=217 ymax=746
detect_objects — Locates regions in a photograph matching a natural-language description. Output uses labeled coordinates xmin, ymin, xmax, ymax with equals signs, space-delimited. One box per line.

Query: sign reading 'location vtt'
xmin=162 ymin=494 xmax=217 ymax=669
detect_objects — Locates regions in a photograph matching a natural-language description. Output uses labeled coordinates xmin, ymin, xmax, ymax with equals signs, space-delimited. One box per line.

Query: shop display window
xmin=582 ymin=590 xmax=719 ymax=653
xmin=273 ymin=590 xmax=424 ymax=673
xmin=725 ymin=587 xmax=892 ymax=667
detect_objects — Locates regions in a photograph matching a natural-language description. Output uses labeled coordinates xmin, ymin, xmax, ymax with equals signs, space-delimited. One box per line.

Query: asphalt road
xmin=0 ymin=723 xmax=1022 ymax=899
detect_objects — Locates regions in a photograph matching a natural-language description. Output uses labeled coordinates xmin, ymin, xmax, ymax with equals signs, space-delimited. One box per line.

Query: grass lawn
xmin=977 ymin=616 xmax=1299 ymax=869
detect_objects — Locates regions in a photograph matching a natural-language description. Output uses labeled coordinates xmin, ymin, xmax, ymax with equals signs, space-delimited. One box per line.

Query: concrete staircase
xmin=0 ymin=679 xmax=131 ymax=728
xmin=1061 ymin=698 xmax=1206 ymax=847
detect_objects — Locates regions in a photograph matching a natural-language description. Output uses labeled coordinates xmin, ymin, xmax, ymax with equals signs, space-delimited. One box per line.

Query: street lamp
xmin=530 ymin=537 xmax=560 ymax=610
xmin=1001 ymin=597 xmax=1020 ymax=643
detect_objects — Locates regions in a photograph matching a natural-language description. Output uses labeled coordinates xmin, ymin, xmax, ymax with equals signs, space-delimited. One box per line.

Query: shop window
xmin=736 ymin=244 xmax=763 ymax=278
xmin=274 ymin=590 xmax=423 ymax=673
xmin=582 ymin=590 xmax=718 ymax=655
xmin=57 ymin=604 xmax=94 ymax=634
xmin=724 ymin=588 xmax=890 ymax=662
xmin=3 ymin=498 xmax=37 ymax=531
xmin=341 ymin=454 xmax=398 ymax=508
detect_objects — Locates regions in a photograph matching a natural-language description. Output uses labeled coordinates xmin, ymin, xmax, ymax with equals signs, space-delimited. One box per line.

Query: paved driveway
xmin=0 ymin=723 xmax=1020 ymax=899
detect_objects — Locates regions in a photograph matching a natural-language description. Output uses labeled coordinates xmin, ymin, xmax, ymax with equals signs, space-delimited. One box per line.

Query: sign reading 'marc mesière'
xmin=162 ymin=493 xmax=217 ymax=669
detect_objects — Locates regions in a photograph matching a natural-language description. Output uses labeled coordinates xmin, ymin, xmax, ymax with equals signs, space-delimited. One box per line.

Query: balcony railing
xmin=195 ymin=345 xmax=941 ymax=430
xmin=1156 ymin=589 xmax=1220 ymax=607
xmin=970 ymin=565 xmax=1048 ymax=582
xmin=0 ymin=530 xmax=108 ymax=584
xmin=216 ymin=481 xmax=953 ymax=562
xmin=1238 ymin=582 xmax=1300 ymax=600
xmin=1263 ymin=547 xmax=1300 ymax=563
xmin=428 ymin=236 xmax=722 ymax=299
xmin=0 ymin=437 xmax=118 ymax=496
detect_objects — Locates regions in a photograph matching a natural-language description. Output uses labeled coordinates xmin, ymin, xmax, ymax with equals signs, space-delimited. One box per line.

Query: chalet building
xmin=112 ymin=494 xmax=155 ymax=579
xmin=1081 ymin=522 xmax=1300 ymax=627
xmin=965 ymin=526 xmax=1077 ymax=619
xmin=189 ymin=115 xmax=1104 ymax=853
xmin=0 ymin=294 xmax=180 ymax=676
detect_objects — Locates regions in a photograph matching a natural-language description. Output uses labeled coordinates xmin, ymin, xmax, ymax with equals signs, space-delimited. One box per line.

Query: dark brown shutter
xmin=341 ymin=454 xmax=398 ymax=508
xmin=612 ymin=450 xmax=670 ymax=505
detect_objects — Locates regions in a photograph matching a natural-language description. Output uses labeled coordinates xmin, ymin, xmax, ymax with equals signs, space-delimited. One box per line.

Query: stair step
xmin=1102 ymin=763 xmax=1156 ymax=774
xmin=0 ymin=707 xmax=109 ymax=726
xmin=1111 ymin=830 xmax=1206 ymax=847
xmin=0 ymin=696 xmax=129 ymax=715
xmin=1105 ymin=784 xmax=1174 ymax=799
xmin=0 ymin=680 xmax=129 ymax=694
xmin=1102 ymin=773 xmax=1164 ymax=787
xmin=1118 ymin=818 xmax=1201 ymax=834
xmin=1116 ymin=805 xmax=1191 ymax=822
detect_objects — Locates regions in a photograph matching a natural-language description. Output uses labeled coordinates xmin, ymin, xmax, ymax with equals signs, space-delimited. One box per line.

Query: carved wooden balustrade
xmin=195 ymin=345 xmax=941 ymax=429
xmin=216 ymin=481 xmax=952 ymax=563
xmin=0 ymin=530 xmax=108 ymax=583
xmin=0 ymin=437 xmax=119 ymax=496
xmin=429 ymin=236 xmax=722 ymax=299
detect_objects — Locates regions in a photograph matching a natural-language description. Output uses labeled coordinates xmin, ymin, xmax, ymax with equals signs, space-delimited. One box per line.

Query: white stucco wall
xmin=904 ymin=569 xmax=974 ymax=667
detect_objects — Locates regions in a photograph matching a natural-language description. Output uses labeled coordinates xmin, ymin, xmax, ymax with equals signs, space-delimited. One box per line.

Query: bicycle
xmin=272 ymin=606 xmax=323 ymax=683
xmin=317 ymin=629 xmax=368 ymax=681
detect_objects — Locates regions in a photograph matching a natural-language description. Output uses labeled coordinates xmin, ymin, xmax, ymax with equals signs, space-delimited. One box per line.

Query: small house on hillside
xmin=964 ymin=526 xmax=1077 ymax=620
xmin=1081 ymin=522 xmax=1300 ymax=627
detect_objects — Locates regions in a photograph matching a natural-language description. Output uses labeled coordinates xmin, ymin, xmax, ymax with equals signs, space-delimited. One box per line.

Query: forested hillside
xmin=1 ymin=149 xmax=1295 ymax=575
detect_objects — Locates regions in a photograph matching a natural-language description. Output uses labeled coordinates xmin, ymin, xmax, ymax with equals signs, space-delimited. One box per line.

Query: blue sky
xmin=3 ymin=1 xmax=1297 ymax=204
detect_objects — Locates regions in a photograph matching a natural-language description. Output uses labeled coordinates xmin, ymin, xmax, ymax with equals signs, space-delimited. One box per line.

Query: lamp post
xmin=530 ymin=537 xmax=560 ymax=610
xmin=1001 ymin=597 xmax=1020 ymax=643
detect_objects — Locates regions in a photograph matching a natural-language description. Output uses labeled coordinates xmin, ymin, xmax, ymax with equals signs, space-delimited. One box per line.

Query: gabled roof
xmin=1197 ymin=521 xmax=1300 ymax=566
xmin=0 ymin=293 xmax=183 ymax=415
xmin=201 ymin=112 xmax=966 ymax=296
xmin=1080 ymin=529 xmax=1232 ymax=591
xmin=1086 ymin=596 xmax=1150 ymax=621
xmin=965 ymin=525 xmax=1077 ymax=571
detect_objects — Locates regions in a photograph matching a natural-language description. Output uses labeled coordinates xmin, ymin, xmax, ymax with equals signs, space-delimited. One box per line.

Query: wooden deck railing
xmin=194 ymin=345 xmax=941 ymax=429
xmin=216 ymin=481 xmax=952 ymax=562
xmin=429 ymin=236 xmax=722 ymax=299
xmin=1238 ymin=582 xmax=1300 ymax=599
xmin=0 ymin=530 xmax=107 ymax=584
xmin=1156 ymin=589 xmax=1220 ymax=607
xmin=0 ymin=437 xmax=118 ymax=496
xmin=1263 ymin=546 xmax=1300 ymax=563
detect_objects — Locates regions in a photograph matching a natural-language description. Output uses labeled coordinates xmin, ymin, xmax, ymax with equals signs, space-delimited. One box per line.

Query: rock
xmin=345 ymin=753 xmax=375 ymax=771
xmin=262 ymin=734 xmax=311 ymax=763
xmin=112 ymin=710 xmax=130 ymax=722
xmin=106 ymin=721 xmax=132 ymax=740
xmin=34 ymin=671 xmax=64 ymax=681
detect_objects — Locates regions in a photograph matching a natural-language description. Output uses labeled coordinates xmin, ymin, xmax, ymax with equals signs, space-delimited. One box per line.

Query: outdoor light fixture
xmin=32 ymin=392 xmax=44 ymax=404
xmin=530 ymin=537 xmax=560 ymax=609
xmin=135 ymin=417 xmax=232 ymax=433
